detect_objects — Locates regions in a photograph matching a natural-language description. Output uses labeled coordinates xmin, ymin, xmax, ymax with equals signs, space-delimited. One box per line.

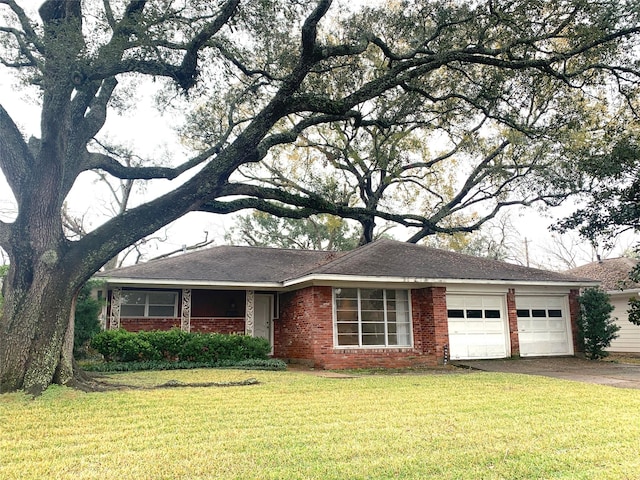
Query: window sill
xmin=333 ymin=346 xmax=414 ymax=354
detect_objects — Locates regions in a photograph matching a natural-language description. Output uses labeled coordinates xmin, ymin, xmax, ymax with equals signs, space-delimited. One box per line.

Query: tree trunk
xmin=0 ymin=208 xmax=86 ymax=395
xmin=0 ymin=268 xmax=79 ymax=395
xmin=358 ymin=217 xmax=376 ymax=245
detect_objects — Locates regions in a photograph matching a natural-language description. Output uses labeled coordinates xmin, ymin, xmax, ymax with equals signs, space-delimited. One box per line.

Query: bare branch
xmin=82 ymin=144 xmax=220 ymax=180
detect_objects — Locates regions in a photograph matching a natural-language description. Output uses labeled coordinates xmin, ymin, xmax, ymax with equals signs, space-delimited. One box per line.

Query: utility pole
xmin=524 ymin=238 xmax=530 ymax=267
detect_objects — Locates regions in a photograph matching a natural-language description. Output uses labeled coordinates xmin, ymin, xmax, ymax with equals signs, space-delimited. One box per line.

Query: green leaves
xmin=578 ymin=287 xmax=620 ymax=360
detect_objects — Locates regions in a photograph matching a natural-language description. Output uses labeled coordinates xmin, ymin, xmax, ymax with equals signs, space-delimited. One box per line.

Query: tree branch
xmin=172 ymin=0 xmax=240 ymax=90
xmin=0 ymin=104 xmax=33 ymax=196
xmin=82 ymin=144 xmax=220 ymax=180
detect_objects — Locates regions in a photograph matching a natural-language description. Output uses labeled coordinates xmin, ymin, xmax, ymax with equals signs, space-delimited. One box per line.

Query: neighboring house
xmin=95 ymin=239 xmax=595 ymax=369
xmin=566 ymin=258 xmax=640 ymax=354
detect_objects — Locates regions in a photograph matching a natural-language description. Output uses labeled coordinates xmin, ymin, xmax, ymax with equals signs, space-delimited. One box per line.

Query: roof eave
xmin=283 ymin=274 xmax=599 ymax=289
xmin=96 ymin=277 xmax=283 ymax=290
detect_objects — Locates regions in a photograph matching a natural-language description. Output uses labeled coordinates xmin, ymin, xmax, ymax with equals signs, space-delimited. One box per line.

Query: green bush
xmin=90 ymin=329 xmax=271 ymax=364
xmin=81 ymin=358 xmax=287 ymax=372
xmin=73 ymin=282 xmax=103 ymax=359
xmin=578 ymin=287 xmax=620 ymax=360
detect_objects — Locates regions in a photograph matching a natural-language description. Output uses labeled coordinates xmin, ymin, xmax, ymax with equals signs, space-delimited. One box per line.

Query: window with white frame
xmin=120 ymin=290 xmax=178 ymax=318
xmin=334 ymin=288 xmax=411 ymax=347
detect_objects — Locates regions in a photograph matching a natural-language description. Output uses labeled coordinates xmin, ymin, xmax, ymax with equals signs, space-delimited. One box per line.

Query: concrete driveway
xmin=453 ymin=357 xmax=640 ymax=389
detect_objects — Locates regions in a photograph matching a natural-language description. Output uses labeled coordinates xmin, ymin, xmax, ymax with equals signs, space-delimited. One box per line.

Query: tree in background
xmin=225 ymin=212 xmax=360 ymax=251
xmin=577 ymin=287 xmax=620 ymax=360
xmin=1 ymin=0 xmax=639 ymax=394
xmin=554 ymin=116 xmax=640 ymax=322
xmin=422 ymin=213 xmax=526 ymax=263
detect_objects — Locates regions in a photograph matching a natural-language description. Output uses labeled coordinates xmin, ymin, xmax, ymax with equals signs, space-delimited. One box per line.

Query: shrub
xmin=90 ymin=329 xmax=162 ymax=362
xmin=73 ymin=282 xmax=103 ymax=359
xmin=81 ymin=358 xmax=287 ymax=372
xmin=90 ymin=329 xmax=271 ymax=364
xmin=578 ymin=287 xmax=620 ymax=360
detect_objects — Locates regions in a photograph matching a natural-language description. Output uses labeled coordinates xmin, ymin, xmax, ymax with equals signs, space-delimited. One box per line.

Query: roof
xmin=565 ymin=257 xmax=640 ymax=291
xmin=97 ymin=239 xmax=595 ymax=288
xmin=96 ymin=245 xmax=343 ymax=284
xmin=298 ymin=239 xmax=589 ymax=283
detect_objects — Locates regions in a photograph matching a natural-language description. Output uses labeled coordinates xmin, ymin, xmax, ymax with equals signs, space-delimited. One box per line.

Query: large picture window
xmin=334 ymin=288 xmax=411 ymax=347
xmin=120 ymin=290 xmax=178 ymax=318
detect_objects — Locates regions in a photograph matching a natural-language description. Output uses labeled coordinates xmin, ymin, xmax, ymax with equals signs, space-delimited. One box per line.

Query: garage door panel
xmin=484 ymin=322 xmax=505 ymax=332
xmin=447 ymin=295 xmax=509 ymax=360
xmin=516 ymin=296 xmax=573 ymax=357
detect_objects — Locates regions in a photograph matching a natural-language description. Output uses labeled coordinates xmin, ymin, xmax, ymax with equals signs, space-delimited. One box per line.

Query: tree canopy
xmin=1 ymin=0 xmax=640 ymax=394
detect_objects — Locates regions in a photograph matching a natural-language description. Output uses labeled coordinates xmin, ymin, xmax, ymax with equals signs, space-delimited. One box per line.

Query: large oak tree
xmin=0 ymin=0 xmax=639 ymax=394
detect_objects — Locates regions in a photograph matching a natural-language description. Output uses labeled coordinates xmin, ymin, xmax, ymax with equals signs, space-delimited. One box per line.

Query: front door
xmin=254 ymin=294 xmax=273 ymax=352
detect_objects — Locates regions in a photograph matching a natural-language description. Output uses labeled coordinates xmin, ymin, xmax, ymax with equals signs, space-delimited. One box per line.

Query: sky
xmin=0 ymin=1 xmax=636 ymax=270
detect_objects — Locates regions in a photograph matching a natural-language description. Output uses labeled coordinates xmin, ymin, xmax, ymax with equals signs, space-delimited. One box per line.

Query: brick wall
xmin=507 ymin=289 xmax=520 ymax=356
xmin=120 ymin=318 xmax=180 ymax=332
xmin=119 ymin=317 xmax=245 ymax=334
xmin=274 ymin=288 xmax=319 ymax=363
xmin=190 ymin=318 xmax=245 ymax=334
xmin=569 ymin=288 xmax=582 ymax=353
xmin=276 ymin=285 xmax=445 ymax=369
xmin=411 ymin=287 xmax=448 ymax=365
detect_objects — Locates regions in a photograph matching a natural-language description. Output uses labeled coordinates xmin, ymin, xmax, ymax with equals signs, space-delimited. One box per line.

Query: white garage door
xmin=516 ymin=296 xmax=573 ymax=357
xmin=447 ymin=295 xmax=509 ymax=360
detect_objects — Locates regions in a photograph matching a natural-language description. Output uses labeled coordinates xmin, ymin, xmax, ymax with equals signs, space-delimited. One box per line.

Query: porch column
xmin=245 ymin=290 xmax=255 ymax=336
xmin=181 ymin=288 xmax=192 ymax=332
xmin=98 ymin=287 xmax=108 ymax=330
xmin=110 ymin=287 xmax=122 ymax=329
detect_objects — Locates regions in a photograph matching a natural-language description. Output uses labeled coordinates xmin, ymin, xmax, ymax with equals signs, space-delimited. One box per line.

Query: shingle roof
xmin=98 ymin=239 xmax=593 ymax=287
xmin=565 ymin=257 xmax=640 ymax=291
xmin=96 ymin=245 xmax=343 ymax=284
xmin=299 ymin=239 xmax=592 ymax=283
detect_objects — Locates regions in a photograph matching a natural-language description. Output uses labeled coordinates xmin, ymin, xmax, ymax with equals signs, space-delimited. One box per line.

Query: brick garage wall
xmin=569 ymin=288 xmax=582 ymax=354
xmin=120 ymin=318 xmax=180 ymax=332
xmin=411 ymin=287 xmax=448 ymax=366
xmin=507 ymin=289 xmax=520 ymax=356
xmin=190 ymin=318 xmax=245 ymax=334
xmin=276 ymin=286 xmax=445 ymax=369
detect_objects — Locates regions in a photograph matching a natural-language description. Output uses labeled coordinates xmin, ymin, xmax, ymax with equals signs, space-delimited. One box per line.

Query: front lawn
xmin=1 ymin=369 xmax=639 ymax=479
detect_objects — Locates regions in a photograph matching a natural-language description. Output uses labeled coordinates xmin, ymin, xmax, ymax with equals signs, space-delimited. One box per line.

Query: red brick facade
xmin=119 ymin=317 xmax=245 ymax=334
xmin=120 ymin=317 xmax=180 ymax=332
xmin=275 ymin=285 xmax=450 ymax=369
xmin=190 ymin=318 xmax=245 ymax=334
xmin=506 ymin=289 xmax=520 ymax=357
xmin=568 ymin=288 xmax=582 ymax=354
xmin=109 ymin=285 xmax=584 ymax=368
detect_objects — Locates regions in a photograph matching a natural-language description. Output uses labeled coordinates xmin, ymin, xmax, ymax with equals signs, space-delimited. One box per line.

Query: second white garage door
xmin=516 ymin=296 xmax=573 ymax=357
xmin=447 ymin=295 xmax=509 ymax=360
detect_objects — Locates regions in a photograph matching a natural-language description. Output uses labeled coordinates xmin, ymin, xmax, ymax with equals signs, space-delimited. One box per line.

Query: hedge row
xmin=90 ymin=329 xmax=271 ymax=363
xmin=82 ymin=358 xmax=287 ymax=372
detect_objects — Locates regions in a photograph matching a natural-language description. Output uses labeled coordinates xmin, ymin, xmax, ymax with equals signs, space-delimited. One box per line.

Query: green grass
xmin=1 ymin=369 xmax=639 ymax=479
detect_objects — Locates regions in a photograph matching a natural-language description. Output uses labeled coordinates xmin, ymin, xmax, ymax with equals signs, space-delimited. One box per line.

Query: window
xmin=334 ymin=288 xmax=411 ymax=347
xmin=120 ymin=290 xmax=178 ymax=317
xmin=447 ymin=308 xmax=503 ymax=319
